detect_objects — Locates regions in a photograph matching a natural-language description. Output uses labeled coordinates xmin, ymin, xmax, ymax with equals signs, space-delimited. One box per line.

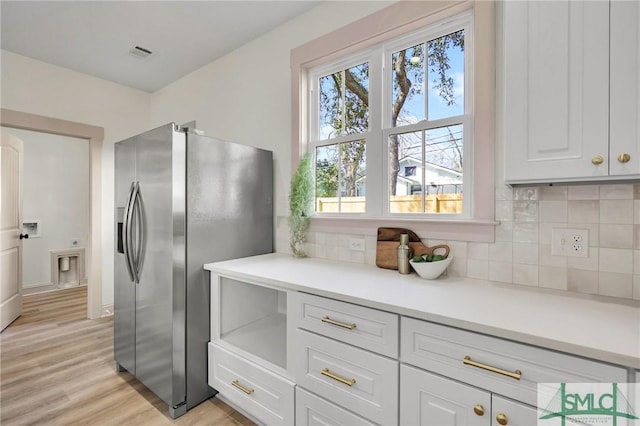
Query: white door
xmin=1 ymin=129 xmax=24 ymax=331
xmin=491 ymin=395 xmax=538 ymax=426
xmin=609 ymin=0 xmax=640 ymax=177
xmin=503 ymin=0 xmax=610 ymax=183
xmin=400 ymin=364 xmax=491 ymax=426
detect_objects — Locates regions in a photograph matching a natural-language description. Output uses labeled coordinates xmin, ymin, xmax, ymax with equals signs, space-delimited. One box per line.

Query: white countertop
xmin=205 ymin=253 xmax=640 ymax=370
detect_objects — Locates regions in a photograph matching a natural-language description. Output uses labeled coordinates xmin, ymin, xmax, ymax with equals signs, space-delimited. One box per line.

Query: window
xmin=308 ymin=13 xmax=472 ymax=218
xmin=291 ymin=1 xmax=495 ymax=241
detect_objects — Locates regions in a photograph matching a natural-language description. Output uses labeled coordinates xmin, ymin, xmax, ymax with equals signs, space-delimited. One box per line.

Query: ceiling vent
xmin=129 ymin=45 xmax=153 ymax=59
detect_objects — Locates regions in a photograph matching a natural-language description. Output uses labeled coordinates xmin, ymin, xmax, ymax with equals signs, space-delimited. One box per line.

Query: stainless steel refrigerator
xmin=114 ymin=123 xmax=273 ymax=418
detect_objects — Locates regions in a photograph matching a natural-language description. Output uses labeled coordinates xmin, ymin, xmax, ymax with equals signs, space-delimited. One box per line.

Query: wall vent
xmin=129 ymin=45 xmax=153 ymax=59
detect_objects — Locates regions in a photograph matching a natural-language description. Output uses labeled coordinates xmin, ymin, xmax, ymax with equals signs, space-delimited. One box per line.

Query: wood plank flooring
xmin=0 ymin=287 xmax=255 ymax=425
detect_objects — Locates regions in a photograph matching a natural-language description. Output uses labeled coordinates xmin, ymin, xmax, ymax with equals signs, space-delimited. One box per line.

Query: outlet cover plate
xmin=348 ymin=238 xmax=365 ymax=251
xmin=551 ymin=228 xmax=589 ymax=258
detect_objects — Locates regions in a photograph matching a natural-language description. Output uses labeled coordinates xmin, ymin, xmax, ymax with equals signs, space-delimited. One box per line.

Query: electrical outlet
xmin=348 ymin=238 xmax=365 ymax=251
xmin=551 ymin=228 xmax=589 ymax=258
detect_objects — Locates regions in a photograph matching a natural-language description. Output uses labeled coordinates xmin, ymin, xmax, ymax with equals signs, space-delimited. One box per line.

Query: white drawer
xmin=296 ymin=387 xmax=377 ymax=426
xmin=290 ymin=292 xmax=399 ymax=357
xmin=401 ymin=317 xmax=628 ymax=407
xmin=292 ymin=329 xmax=399 ymax=426
xmin=208 ymin=343 xmax=294 ymax=426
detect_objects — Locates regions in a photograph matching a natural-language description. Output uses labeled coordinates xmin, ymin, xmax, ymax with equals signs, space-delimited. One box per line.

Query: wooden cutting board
xmin=375 ymin=227 xmax=450 ymax=270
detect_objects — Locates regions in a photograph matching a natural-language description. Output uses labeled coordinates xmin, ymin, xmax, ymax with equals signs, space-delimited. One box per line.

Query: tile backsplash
xmin=276 ymin=183 xmax=640 ymax=301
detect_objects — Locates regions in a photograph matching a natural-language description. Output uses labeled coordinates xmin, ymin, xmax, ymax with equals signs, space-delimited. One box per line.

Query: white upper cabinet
xmin=503 ymin=1 xmax=640 ymax=184
xmin=610 ymin=1 xmax=640 ymax=177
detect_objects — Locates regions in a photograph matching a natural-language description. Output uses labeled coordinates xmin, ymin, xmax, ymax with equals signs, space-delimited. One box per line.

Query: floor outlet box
xmin=551 ymin=228 xmax=589 ymax=258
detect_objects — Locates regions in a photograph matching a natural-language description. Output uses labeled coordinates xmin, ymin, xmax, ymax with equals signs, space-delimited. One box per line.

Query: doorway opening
xmin=0 ymin=108 xmax=103 ymax=319
xmin=8 ymin=128 xmax=89 ymax=296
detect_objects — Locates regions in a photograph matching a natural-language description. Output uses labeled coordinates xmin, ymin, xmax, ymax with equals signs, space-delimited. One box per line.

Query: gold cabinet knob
xmin=473 ymin=404 xmax=485 ymax=416
xmin=496 ymin=412 xmax=508 ymax=425
xmin=591 ymin=155 xmax=604 ymax=165
xmin=618 ymin=153 xmax=631 ymax=163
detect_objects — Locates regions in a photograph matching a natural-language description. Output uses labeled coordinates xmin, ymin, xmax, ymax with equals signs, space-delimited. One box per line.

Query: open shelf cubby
xmin=218 ymin=277 xmax=287 ymax=370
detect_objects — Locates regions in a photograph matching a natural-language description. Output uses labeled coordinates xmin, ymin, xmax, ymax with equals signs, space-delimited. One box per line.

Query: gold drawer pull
xmin=231 ymin=379 xmax=254 ymax=395
xmin=463 ymin=355 xmax=522 ymax=381
xmin=321 ymin=368 xmax=356 ymax=386
xmin=592 ymin=155 xmax=604 ymax=165
xmin=321 ymin=316 xmax=356 ymax=330
xmin=496 ymin=412 xmax=508 ymax=425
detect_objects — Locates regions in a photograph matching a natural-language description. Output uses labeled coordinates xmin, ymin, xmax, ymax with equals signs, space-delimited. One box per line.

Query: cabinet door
xmin=503 ymin=1 xmax=609 ymax=183
xmin=491 ymin=396 xmax=538 ymax=426
xmin=400 ymin=365 xmax=490 ymax=426
xmin=610 ymin=0 xmax=640 ymax=177
xmin=296 ymin=387 xmax=377 ymax=426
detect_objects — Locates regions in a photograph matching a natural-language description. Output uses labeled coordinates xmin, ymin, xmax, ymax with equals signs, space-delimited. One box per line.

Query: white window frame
xmin=290 ymin=1 xmax=496 ymax=242
xmin=309 ymin=51 xmax=375 ymax=214
xmin=381 ymin=13 xmax=473 ymax=219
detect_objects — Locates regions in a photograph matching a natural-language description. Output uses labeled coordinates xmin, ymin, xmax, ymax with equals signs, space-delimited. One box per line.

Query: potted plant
xmin=288 ymin=152 xmax=313 ymax=258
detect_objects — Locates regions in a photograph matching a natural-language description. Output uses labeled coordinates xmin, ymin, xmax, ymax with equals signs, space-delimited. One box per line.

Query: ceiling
xmin=1 ymin=1 xmax=321 ymax=93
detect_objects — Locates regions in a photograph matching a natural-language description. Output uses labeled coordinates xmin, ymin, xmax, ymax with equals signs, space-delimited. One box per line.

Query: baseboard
xmin=22 ymin=283 xmax=58 ymax=295
xmin=22 ymin=283 xmax=87 ymax=296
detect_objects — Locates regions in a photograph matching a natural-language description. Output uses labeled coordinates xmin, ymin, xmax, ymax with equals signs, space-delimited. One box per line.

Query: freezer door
xmin=134 ymin=124 xmax=186 ymax=409
xmin=114 ymin=139 xmax=137 ymax=374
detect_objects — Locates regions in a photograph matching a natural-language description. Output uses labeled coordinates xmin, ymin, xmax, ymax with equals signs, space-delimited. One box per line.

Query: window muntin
xmin=309 ymin=13 xmax=472 ymax=218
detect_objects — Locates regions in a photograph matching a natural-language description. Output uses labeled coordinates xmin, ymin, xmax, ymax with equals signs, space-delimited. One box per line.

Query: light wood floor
xmin=0 ymin=286 xmax=255 ymax=426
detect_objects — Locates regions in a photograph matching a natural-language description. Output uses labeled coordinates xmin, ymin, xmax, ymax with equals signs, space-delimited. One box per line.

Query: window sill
xmin=308 ymin=216 xmax=497 ymax=242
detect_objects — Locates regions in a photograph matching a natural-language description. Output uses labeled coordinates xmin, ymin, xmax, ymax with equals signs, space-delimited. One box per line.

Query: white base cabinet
xmin=207 ymin=271 xmax=633 ymax=426
xmin=208 ymin=273 xmax=293 ymax=425
xmin=290 ymin=292 xmax=399 ymax=426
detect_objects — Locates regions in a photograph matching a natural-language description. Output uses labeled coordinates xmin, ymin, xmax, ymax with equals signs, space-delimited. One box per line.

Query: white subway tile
xmin=539 ymin=266 xmax=567 ymax=290
xmin=599 ymin=224 xmax=633 ymax=249
xmin=598 ymin=248 xmax=633 ymax=274
xmin=568 ymin=185 xmax=599 ymax=200
xmin=599 ymin=184 xmax=633 ymax=200
xmin=600 ymin=200 xmax=634 ymax=224
xmin=598 ymin=272 xmax=633 ymax=298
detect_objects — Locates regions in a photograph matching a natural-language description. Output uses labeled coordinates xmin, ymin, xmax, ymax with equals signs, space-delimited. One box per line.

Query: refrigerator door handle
xmin=127 ymin=182 xmax=140 ymax=283
xmin=122 ymin=182 xmax=136 ymax=282
xmin=133 ymin=183 xmax=146 ymax=282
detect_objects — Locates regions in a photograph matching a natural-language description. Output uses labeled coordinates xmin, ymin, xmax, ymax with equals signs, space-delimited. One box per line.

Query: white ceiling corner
xmin=1 ymin=1 xmax=321 ymax=92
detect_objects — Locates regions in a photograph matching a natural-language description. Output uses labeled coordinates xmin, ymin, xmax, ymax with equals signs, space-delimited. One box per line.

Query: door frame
xmin=1 ymin=108 xmax=104 ymax=319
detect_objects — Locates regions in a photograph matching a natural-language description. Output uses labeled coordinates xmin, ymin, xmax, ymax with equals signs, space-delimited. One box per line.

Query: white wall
xmin=151 ymin=1 xmax=393 ymax=248
xmin=0 ymin=1 xmax=389 ymax=308
xmin=1 ymin=50 xmax=151 ymax=306
xmin=7 ymin=128 xmax=89 ymax=288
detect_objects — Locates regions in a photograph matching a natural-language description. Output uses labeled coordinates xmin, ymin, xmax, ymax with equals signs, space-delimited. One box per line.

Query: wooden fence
xmin=316 ymin=194 xmax=463 ymax=213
